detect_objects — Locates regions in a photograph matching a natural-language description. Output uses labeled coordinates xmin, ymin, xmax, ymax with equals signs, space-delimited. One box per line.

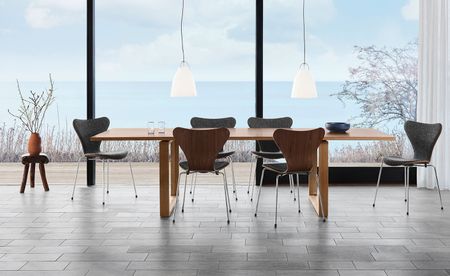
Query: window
xmin=263 ymin=0 xmax=418 ymax=164
xmin=96 ymin=0 xmax=255 ymax=163
xmin=0 ymin=1 xmax=86 ymax=181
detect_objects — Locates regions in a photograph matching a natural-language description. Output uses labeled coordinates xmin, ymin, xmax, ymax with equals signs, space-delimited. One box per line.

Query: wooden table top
xmin=91 ymin=128 xmax=395 ymax=142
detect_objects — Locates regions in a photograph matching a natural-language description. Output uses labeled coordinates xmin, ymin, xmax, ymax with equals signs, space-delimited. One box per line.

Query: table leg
xmin=20 ymin=164 xmax=29 ymax=193
xmin=171 ymin=141 xmax=179 ymax=197
xmin=30 ymin=163 xmax=35 ymax=188
xmin=160 ymin=141 xmax=177 ymax=217
xmin=319 ymin=141 xmax=329 ymax=217
xmin=309 ymin=141 xmax=329 ymax=217
xmin=39 ymin=163 xmax=50 ymax=192
xmin=308 ymin=150 xmax=318 ymax=196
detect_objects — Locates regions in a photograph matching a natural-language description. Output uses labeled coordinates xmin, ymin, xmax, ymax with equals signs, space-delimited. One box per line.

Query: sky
xmin=0 ymin=0 xmax=418 ymax=82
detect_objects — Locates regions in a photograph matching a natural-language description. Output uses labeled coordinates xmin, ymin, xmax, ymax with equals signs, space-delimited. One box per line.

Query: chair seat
xmin=85 ymin=151 xmax=128 ymax=160
xmin=251 ymin=151 xmax=284 ymax=159
xmin=263 ymin=163 xmax=287 ymax=173
xmin=217 ymin=151 xmax=234 ymax=159
xmin=179 ymin=160 xmax=229 ymax=172
xmin=383 ymin=156 xmax=429 ymax=166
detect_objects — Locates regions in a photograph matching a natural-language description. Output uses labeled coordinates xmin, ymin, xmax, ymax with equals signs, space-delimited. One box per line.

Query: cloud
xmin=401 ymin=0 xmax=419 ymax=21
xmin=25 ymin=0 xmax=85 ymax=29
xmin=97 ymin=24 xmax=255 ymax=81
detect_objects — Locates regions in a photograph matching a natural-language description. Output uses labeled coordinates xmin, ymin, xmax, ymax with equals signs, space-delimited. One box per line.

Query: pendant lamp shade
xmin=291 ymin=0 xmax=317 ymax=99
xmin=171 ymin=0 xmax=196 ymax=97
xmin=291 ymin=66 xmax=317 ymax=98
xmin=171 ymin=62 xmax=197 ymax=97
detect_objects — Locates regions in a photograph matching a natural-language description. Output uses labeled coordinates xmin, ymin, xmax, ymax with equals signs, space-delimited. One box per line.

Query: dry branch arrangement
xmin=8 ymin=74 xmax=56 ymax=133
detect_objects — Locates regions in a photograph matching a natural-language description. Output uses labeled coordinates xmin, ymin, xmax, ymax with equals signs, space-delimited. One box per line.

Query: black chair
xmin=254 ymin=128 xmax=326 ymax=227
xmin=172 ymin=127 xmax=232 ymax=224
xmin=247 ymin=117 xmax=293 ymax=201
xmin=72 ymin=117 xmax=137 ymax=205
xmin=373 ymin=120 xmax=443 ymax=215
xmin=190 ymin=117 xmax=237 ymax=201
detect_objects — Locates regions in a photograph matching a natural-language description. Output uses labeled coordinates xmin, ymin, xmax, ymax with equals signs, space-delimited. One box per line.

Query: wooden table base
xmin=159 ymin=140 xmax=179 ymax=217
xmin=308 ymin=141 xmax=328 ymax=218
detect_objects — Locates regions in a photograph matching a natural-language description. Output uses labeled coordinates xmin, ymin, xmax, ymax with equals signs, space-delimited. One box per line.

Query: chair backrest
xmin=273 ymin=128 xmax=325 ymax=173
xmin=191 ymin=117 xmax=236 ymax=153
xmin=173 ymin=127 xmax=230 ymax=172
xmin=247 ymin=117 xmax=293 ymax=152
xmin=73 ymin=117 xmax=110 ymax=154
xmin=190 ymin=117 xmax=236 ymax=128
xmin=404 ymin=120 xmax=442 ymax=162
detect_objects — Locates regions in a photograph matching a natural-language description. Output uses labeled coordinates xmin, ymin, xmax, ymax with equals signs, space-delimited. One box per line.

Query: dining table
xmin=91 ymin=128 xmax=395 ymax=218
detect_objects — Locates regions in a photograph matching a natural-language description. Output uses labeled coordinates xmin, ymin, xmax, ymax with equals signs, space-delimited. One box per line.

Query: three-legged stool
xmin=20 ymin=153 xmax=50 ymax=193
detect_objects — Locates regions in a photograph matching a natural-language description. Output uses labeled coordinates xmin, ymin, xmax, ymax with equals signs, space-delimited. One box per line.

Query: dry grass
xmin=1 ymin=123 xmax=407 ymax=163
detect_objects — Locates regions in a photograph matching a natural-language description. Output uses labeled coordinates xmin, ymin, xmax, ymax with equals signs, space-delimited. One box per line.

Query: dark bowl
xmin=325 ymin=122 xmax=350 ymax=133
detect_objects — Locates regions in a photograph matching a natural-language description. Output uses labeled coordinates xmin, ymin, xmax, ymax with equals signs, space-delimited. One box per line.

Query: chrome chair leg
xmin=189 ymin=172 xmax=195 ymax=194
xmin=221 ymin=172 xmax=230 ymax=224
xmin=228 ymin=157 xmax=238 ymax=201
xmin=254 ymin=168 xmax=266 ymax=217
xmin=102 ymin=160 xmax=106 ymax=205
xmin=404 ymin=167 xmax=407 ymax=202
xmin=373 ymin=159 xmax=384 ymax=207
xmin=71 ymin=157 xmax=83 ymax=200
xmin=430 ymin=165 xmax=444 ymax=210
xmin=106 ymin=160 xmax=110 ymax=194
xmin=128 ymin=161 xmax=138 ymax=198
xmin=289 ymin=174 xmax=293 ymax=194
xmin=315 ymin=173 xmax=326 ymax=222
xmin=172 ymin=172 xmax=185 ymax=223
xmin=250 ymin=158 xmax=258 ymax=201
xmin=223 ymin=171 xmax=232 ymax=213
xmin=406 ymin=166 xmax=410 ymax=215
xmin=296 ymin=174 xmax=301 ymax=213
xmin=191 ymin=173 xmax=198 ymax=202
xmin=274 ymin=175 xmax=280 ymax=228
xmin=290 ymin=175 xmax=296 ymax=201
xmin=247 ymin=156 xmax=255 ymax=194
xmin=181 ymin=172 xmax=189 ymax=213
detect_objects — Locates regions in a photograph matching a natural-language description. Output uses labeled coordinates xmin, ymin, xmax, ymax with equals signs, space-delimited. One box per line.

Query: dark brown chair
xmin=172 ymin=127 xmax=232 ymax=224
xmin=254 ymin=128 xmax=326 ymax=228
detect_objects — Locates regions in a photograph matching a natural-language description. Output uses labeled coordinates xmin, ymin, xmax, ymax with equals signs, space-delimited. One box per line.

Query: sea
xmin=0 ymin=81 xmax=380 ymax=151
xmin=0 ymin=81 xmax=361 ymax=126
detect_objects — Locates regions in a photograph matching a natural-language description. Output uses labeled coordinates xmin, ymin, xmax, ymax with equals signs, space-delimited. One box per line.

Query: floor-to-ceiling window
xmin=95 ymin=0 xmax=255 ymax=177
xmin=263 ymin=0 xmax=418 ymax=165
xmin=0 ymin=1 xmax=86 ymax=184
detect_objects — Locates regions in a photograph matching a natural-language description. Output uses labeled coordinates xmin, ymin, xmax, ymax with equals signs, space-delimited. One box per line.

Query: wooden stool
xmin=20 ymin=153 xmax=50 ymax=193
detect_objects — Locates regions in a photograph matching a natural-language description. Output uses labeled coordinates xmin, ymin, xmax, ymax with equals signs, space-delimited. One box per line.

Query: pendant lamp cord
xmin=302 ymin=0 xmax=306 ymax=66
xmin=180 ymin=0 xmax=186 ymax=63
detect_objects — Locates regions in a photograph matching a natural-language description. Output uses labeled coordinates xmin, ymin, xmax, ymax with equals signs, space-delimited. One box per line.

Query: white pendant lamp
xmin=291 ymin=0 xmax=317 ymax=98
xmin=170 ymin=0 xmax=196 ymax=97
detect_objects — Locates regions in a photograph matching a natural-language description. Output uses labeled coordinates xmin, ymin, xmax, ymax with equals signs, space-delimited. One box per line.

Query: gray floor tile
xmin=0 ymin=185 xmax=449 ymax=275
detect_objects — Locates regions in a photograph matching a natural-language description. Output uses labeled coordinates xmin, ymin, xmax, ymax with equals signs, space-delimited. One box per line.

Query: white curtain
xmin=418 ymin=0 xmax=450 ymax=189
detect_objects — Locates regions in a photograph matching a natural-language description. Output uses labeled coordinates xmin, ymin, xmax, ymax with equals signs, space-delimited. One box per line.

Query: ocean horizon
xmin=1 ymin=81 xmax=359 ymax=129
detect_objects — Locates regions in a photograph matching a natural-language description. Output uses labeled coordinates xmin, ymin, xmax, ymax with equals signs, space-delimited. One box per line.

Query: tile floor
xmin=0 ymin=183 xmax=449 ymax=276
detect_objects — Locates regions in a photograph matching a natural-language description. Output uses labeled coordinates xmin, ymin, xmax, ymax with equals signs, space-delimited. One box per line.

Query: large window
xmin=96 ymin=0 xmax=254 ymax=128
xmin=0 ymin=1 xmax=86 ymax=175
xmin=95 ymin=0 xmax=255 ymax=163
xmin=264 ymin=0 xmax=418 ymax=163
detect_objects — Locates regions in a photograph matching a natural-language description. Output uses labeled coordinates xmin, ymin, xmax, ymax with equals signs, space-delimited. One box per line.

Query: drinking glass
xmin=147 ymin=121 xmax=155 ymax=135
xmin=158 ymin=121 xmax=165 ymax=133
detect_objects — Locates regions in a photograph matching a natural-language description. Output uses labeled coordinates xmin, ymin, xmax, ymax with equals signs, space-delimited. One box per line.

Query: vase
xmin=28 ymin=133 xmax=42 ymax=156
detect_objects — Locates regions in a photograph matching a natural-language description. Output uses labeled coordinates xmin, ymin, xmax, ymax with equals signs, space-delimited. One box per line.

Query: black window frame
xmin=85 ymin=0 xmax=413 ymax=186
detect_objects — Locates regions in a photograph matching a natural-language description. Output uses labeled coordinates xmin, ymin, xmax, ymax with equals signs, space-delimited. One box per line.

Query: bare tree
xmin=334 ymin=41 xmax=418 ymax=127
